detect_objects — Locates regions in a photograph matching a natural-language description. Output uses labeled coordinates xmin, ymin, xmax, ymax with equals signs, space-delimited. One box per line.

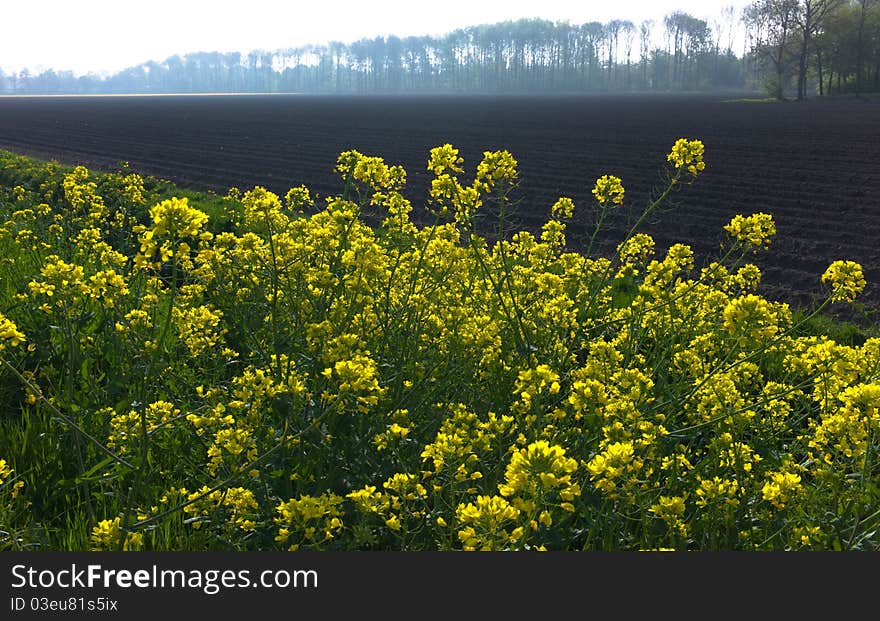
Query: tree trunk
xmin=817 ymin=49 xmax=824 ymax=96
xmin=798 ymin=36 xmax=809 ymax=99
xmin=776 ymin=58 xmax=786 ymax=100
xmin=856 ymin=3 xmax=867 ymax=97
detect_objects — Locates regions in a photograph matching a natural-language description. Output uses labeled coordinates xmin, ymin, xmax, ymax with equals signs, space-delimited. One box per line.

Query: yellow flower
xmin=427 ymin=144 xmax=465 ymax=176
xmin=723 ymin=294 xmax=780 ymax=343
xmin=587 ymin=441 xmax=641 ymax=493
xmin=724 ymin=213 xmax=776 ymax=248
xmin=323 ymin=352 xmax=385 ymax=412
xmin=649 ymin=495 xmax=686 ymax=520
xmin=0 ymin=458 xmax=13 ymax=485
xmin=107 ymin=401 xmax=181 ymax=454
xmin=337 ymin=150 xmax=405 ymax=191
xmin=455 ymin=495 xmax=521 ymax=551
xmin=618 ymin=233 xmax=655 ymax=265
xmin=184 ymin=486 xmax=259 ymax=533
xmin=148 ymin=197 xmax=209 ymax=240
xmin=285 ymin=185 xmax=312 ymax=211
xmin=513 ymin=365 xmax=561 ymax=412
xmin=821 ymin=260 xmax=866 ymax=303
xmin=62 ymin=165 xmax=106 ymax=219
xmin=695 ymin=476 xmax=741 ymax=508
xmin=90 ymin=517 xmax=142 ymax=551
xmin=122 ymin=173 xmax=146 ymax=205
xmin=172 ymin=304 xmax=225 ymax=357
xmin=0 ymin=313 xmax=26 ymax=351
xmin=761 ymin=471 xmax=802 ymax=510
xmin=592 ymin=174 xmax=625 ymax=205
xmin=241 ymin=186 xmax=289 ymax=231
xmin=667 ymin=138 xmax=705 ymax=176
xmin=474 ymin=149 xmax=518 ymax=193
xmin=550 ymin=196 xmax=575 ymax=219
xmin=808 ymin=382 xmax=880 ymax=463
xmin=498 ymin=440 xmax=579 ymax=500
xmin=275 ymin=493 xmax=344 ymax=549
xmin=87 ymin=269 xmax=129 ymax=308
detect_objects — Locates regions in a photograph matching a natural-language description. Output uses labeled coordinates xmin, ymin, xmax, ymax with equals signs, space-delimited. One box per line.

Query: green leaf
xmin=74 ymin=456 xmax=114 ymax=484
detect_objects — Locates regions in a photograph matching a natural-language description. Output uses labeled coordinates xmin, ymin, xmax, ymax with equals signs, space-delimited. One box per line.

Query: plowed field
xmin=1 ymin=93 xmax=878 ymax=319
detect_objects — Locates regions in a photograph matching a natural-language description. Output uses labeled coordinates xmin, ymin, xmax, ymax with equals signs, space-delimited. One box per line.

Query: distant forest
xmin=2 ymin=2 xmax=879 ymax=97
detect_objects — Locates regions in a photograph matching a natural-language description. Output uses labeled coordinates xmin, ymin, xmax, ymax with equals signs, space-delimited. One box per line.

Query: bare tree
xmin=639 ymin=20 xmax=654 ymax=88
xmin=605 ymin=20 xmax=624 ymax=87
xmin=621 ymin=21 xmax=636 ymax=89
xmin=721 ymin=5 xmax=739 ymax=53
xmin=793 ymin=0 xmax=844 ymax=99
xmin=855 ymin=0 xmax=880 ymax=96
xmin=744 ymin=0 xmax=801 ymax=99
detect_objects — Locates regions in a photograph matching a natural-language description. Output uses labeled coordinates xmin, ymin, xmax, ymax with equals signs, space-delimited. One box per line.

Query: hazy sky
xmin=1 ymin=1 xmax=752 ymax=76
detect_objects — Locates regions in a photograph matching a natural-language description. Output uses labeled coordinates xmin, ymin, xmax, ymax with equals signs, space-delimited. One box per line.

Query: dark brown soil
xmin=1 ymin=93 xmax=878 ymax=321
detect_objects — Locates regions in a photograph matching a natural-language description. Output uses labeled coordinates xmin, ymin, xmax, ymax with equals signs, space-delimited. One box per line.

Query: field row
xmin=1 ymin=94 xmax=878 ymax=317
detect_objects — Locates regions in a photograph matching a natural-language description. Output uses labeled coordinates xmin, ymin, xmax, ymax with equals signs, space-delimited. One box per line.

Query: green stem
xmin=0 ymin=357 xmax=134 ymax=470
xmin=584 ymin=202 xmax=610 ymax=259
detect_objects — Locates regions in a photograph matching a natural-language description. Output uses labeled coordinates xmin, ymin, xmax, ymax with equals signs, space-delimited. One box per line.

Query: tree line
xmin=0 ymin=14 xmax=743 ymax=95
xmin=744 ymin=0 xmax=880 ymax=98
xmin=1 ymin=3 xmax=878 ymax=98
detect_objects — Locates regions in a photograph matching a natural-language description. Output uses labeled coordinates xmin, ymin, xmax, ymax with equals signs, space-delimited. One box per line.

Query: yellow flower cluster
xmin=821 ymin=260 xmax=866 ymax=303
xmin=649 ymin=495 xmax=687 ymax=536
xmin=591 ymin=174 xmax=625 ymax=205
xmin=87 ymin=269 xmax=129 ymax=308
xmin=90 ymin=517 xmax=143 ymax=551
xmin=474 ymin=149 xmax=518 ymax=193
xmin=285 ymin=185 xmax=312 ymax=211
xmin=0 ymin=458 xmax=11 ymax=484
xmin=456 ymin=495 xmax=522 ymax=551
xmin=667 ymin=138 xmax=706 ymax=176
xmin=427 ymin=144 xmax=465 ymax=176
xmin=172 ymin=304 xmax=225 ymax=357
xmin=618 ymin=233 xmax=655 ymax=265
xmin=107 ymin=401 xmax=181 ymax=454
xmin=723 ymin=294 xmax=782 ymax=345
xmin=0 ymin=457 xmax=24 ymax=503
xmin=498 ymin=440 xmax=580 ymax=514
xmin=337 ymin=149 xmax=406 ymax=191
xmin=513 ymin=365 xmax=561 ymax=413
xmin=62 ymin=166 xmax=106 ymax=220
xmin=550 ymin=196 xmax=575 ymax=219
xmin=148 ymin=197 xmax=209 ymax=239
xmin=724 ymin=212 xmax=776 ymax=248
xmin=275 ymin=493 xmax=344 ymax=550
xmin=322 ymin=352 xmax=385 ymax=412
xmin=808 ymin=382 xmax=880 ymax=465
xmin=761 ymin=470 xmax=802 ymax=510
xmin=122 ymin=173 xmax=146 ymax=205
xmin=183 ymin=486 xmax=259 ymax=533
xmin=242 ymin=186 xmax=289 ymax=232
xmin=0 ymin=313 xmax=25 ymax=351
xmin=136 ymin=197 xmax=212 ymax=270
xmin=425 ymin=146 xmax=516 ymax=224
xmin=587 ymin=441 xmax=642 ymax=493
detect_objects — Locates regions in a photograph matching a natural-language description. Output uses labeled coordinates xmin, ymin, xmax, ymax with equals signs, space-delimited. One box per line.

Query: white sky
xmin=0 ymin=1 xmax=752 ymax=76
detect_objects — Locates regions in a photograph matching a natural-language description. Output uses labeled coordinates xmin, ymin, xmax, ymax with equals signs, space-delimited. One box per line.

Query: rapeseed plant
xmin=0 ymin=140 xmax=876 ymax=552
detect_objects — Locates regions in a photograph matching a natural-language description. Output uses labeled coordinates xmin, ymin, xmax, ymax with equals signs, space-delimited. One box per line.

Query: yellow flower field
xmin=0 ymin=140 xmax=877 ymax=551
